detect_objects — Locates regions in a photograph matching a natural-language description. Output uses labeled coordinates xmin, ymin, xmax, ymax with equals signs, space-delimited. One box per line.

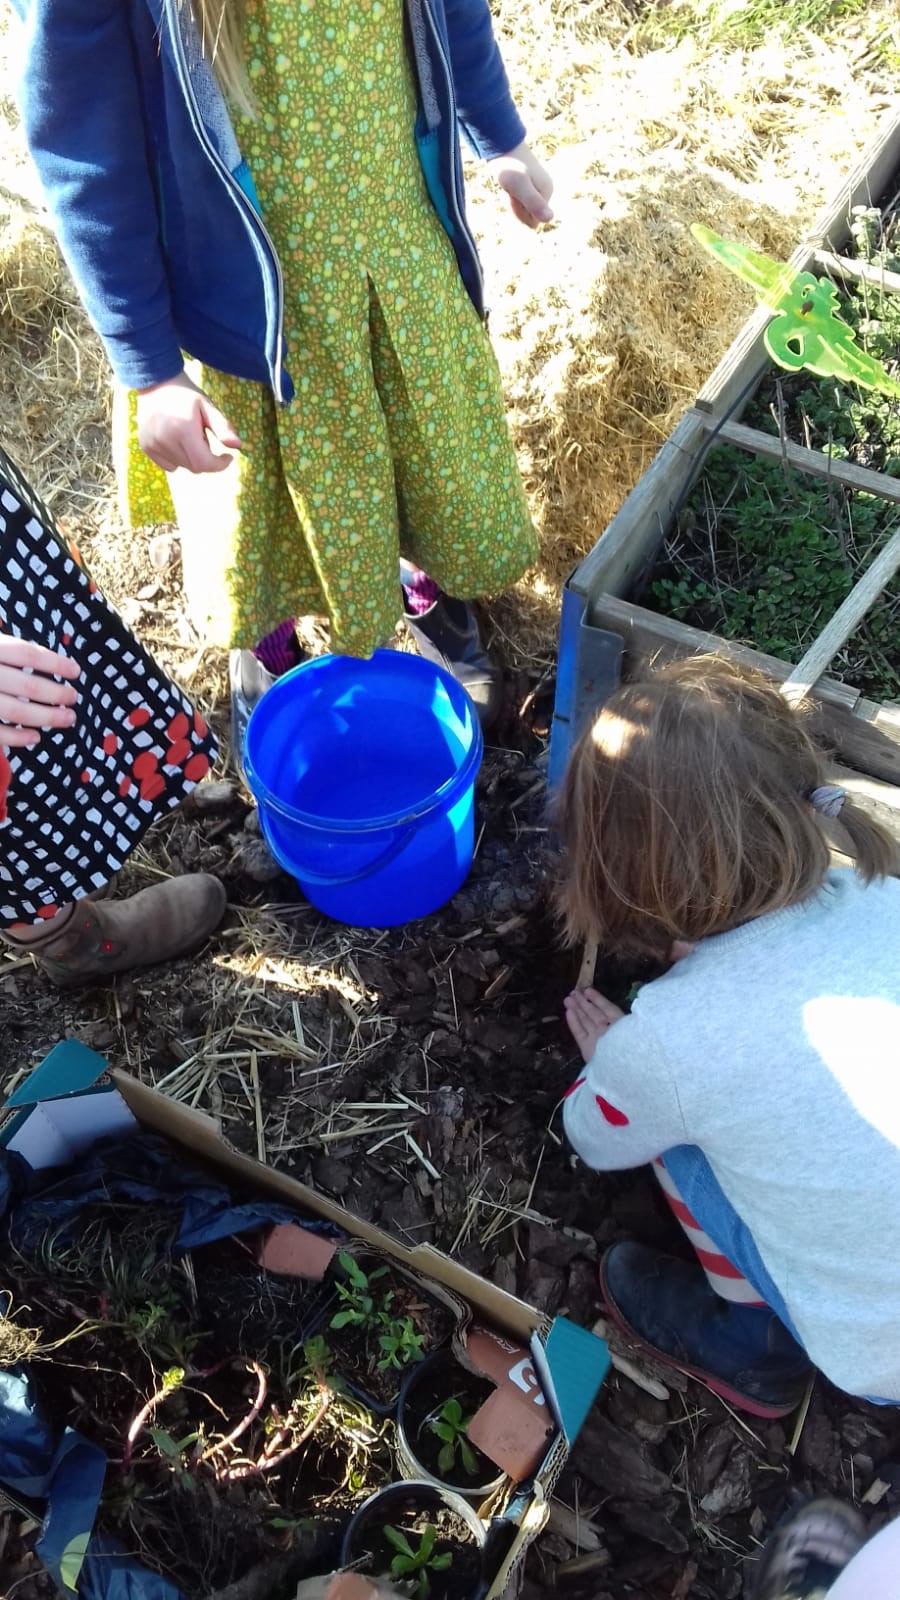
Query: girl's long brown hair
xmin=556 ymin=655 xmax=896 ymax=959
xmin=187 ymin=1 xmax=254 ymax=115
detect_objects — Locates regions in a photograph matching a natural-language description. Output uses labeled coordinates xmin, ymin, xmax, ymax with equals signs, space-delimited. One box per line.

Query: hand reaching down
xmin=489 ymin=140 xmax=554 ymax=228
xmin=564 ymin=986 xmax=625 ymax=1064
xmin=136 ymin=370 xmax=244 ymax=474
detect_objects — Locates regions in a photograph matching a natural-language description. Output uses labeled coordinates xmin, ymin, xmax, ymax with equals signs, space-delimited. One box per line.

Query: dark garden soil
xmin=3 ymin=672 xmax=900 ymax=1600
xmin=399 ymin=1356 xmax=501 ymax=1491
xmin=349 ymin=1498 xmax=483 ymax=1600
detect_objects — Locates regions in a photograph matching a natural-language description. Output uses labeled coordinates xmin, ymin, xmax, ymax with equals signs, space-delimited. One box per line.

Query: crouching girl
xmin=557 ymin=656 xmax=900 ymax=1416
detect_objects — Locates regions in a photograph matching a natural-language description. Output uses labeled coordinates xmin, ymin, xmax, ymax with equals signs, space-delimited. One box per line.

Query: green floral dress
xmin=118 ymin=0 xmax=536 ymax=657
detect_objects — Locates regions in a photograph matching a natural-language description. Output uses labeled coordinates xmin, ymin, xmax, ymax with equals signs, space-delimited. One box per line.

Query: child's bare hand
xmin=564 ymin=986 xmax=624 ymax=1063
xmin=488 ymin=140 xmax=554 ymax=228
xmin=0 ymin=634 xmax=81 ymax=748
xmin=136 ymin=371 xmax=244 ymax=475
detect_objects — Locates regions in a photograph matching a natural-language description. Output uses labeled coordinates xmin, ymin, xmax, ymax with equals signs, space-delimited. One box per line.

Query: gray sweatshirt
xmin=563 ymin=870 xmax=900 ymax=1400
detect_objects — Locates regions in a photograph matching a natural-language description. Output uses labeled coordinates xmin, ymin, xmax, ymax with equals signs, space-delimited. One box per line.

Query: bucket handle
xmin=263 ymin=817 xmax=417 ymax=889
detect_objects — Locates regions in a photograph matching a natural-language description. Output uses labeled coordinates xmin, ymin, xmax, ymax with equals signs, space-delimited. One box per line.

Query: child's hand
xmin=488 ymin=140 xmax=554 ymax=228
xmin=564 ymin=986 xmax=624 ymax=1064
xmin=136 ymin=371 xmax=244 ymax=475
xmin=0 ymin=634 xmax=80 ymax=748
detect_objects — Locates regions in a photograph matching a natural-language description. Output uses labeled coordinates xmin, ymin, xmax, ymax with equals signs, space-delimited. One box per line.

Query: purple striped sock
xmin=253 ymin=618 xmax=300 ymax=676
xmin=402 ymin=567 xmax=440 ymax=616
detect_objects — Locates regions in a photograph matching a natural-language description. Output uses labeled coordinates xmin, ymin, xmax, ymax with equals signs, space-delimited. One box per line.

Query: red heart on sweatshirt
xmin=596 ymin=1095 xmax=629 ymax=1127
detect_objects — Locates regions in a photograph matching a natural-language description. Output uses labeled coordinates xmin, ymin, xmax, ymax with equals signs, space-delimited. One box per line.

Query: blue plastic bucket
xmin=243 ymin=650 xmax=484 ymax=927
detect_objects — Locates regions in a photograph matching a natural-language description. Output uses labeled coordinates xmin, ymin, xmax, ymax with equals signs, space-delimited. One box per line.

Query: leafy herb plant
xmin=383 ymin=1523 xmax=452 ymax=1598
xmin=330 ymin=1252 xmax=426 ymax=1374
xmin=330 ymin=1252 xmax=391 ymax=1331
xmin=428 ymin=1397 xmax=479 ymax=1478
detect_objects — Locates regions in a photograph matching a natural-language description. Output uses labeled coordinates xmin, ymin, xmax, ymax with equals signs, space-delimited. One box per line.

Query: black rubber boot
xmin=752 ymin=1499 xmax=866 ymax=1600
xmin=402 ymin=587 xmax=502 ymax=730
xmin=600 ymin=1242 xmax=813 ymax=1418
xmin=229 ymin=649 xmax=278 ymax=776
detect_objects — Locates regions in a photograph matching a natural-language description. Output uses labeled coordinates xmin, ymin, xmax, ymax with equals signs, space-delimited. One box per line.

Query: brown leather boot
xmin=3 ymin=874 xmax=227 ymax=989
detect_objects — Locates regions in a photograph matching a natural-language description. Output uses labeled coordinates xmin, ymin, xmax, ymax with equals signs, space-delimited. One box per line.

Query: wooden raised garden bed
xmin=550 ymin=111 xmax=900 ymax=835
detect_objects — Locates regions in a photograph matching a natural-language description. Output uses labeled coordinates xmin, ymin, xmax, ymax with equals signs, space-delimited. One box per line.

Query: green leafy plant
xmin=383 ymin=1523 xmax=452 ymax=1598
xmin=377 ymin=1316 xmax=425 ymax=1373
xmin=330 ymin=1252 xmax=391 ymax=1331
xmin=330 ymin=1254 xmax=426 ymax=1376
xmin=428 ymin=1397 xmax=479 ymax=1477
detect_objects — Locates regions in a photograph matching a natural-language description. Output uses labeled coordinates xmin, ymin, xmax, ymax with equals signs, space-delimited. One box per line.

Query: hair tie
xmin=808 ymin=784 xmax=846 ymax=818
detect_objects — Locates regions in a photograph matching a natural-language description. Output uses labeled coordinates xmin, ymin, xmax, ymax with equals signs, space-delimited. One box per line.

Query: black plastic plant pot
xmin=341 ymin=1480 xmax=489 ymax=1600
xmin=319 ymin=1253 xmax=457 ymax=1417
xmin=397 ymin=1351 xmax=507 ymax=1501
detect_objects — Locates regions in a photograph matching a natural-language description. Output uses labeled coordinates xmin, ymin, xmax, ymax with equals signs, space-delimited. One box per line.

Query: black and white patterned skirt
xmin=0 ymin=445 xmax=218 ymax=926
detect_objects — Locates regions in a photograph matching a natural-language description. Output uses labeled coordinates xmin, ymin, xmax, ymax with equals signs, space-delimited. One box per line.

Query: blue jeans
xmin=661 ymin=1145 xmax=802 ymax=1341
xmin=662 ymin=1146 xmax=894 ymax=1404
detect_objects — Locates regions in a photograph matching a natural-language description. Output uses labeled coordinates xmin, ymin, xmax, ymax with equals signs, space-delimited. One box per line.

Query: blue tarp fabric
xmin=0 ymin=1131 xmax=342 ymax=1597
xmin=4 ymin=1132 xmax=337 ymax=1254
xmin=0 ymin=1370 xmax=108 ymax=1591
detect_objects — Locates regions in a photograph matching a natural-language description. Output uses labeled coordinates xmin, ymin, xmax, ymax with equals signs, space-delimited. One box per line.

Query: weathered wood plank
xmin=591 ymin=594 xmax=900 ymax=785
xmin=710 ymin=418 xmax=900 ymax=504
xmin=783 ymin=528 xmax=900 ymax=704
xmin=813 ymin=248 xmax=900 ymax=297
xmin=591 ymin=592 xmax=859 ymax=710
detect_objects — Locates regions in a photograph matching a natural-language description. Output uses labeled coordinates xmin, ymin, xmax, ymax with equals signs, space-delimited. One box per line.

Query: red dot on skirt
xmin=118 ymin=777 xmax=132 ymax=797
xmin=80 ymin=770 xmax=92 ymax=784
xmin=128 ymin=708 xmax=151 ymax=728
xmin=102 ymin=734 xmax=118 ymax=755
xmin=184 ymin=753 xmax=211 ymax=782
xmin=132 ymin=751 xmax=159 ymax=780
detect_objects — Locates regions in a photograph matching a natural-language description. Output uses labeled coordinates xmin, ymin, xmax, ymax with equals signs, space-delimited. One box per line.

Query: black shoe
xmin=600 ymin=1242 xmax=813 ymax=1418
xmin=229 ymin=649 xmax=278 ymax=776
xmin=752 ymin=1499 xmax=866 ymax=1600
xmin=402 ymin=581 xmax=502 ymax=730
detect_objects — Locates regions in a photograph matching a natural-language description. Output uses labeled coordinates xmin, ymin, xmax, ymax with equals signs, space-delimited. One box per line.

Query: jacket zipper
xmin=162 ymin=0 xmax=287 ymax=402
xmin=417 ymin=0 xmax=486 ymax=312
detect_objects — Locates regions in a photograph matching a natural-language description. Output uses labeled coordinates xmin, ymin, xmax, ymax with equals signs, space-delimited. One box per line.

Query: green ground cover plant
xmin=649 ymin=220 xmax=900 ymax=699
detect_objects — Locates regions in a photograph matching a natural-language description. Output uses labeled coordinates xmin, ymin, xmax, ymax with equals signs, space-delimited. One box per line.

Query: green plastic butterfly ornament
xmin=691 ymin=223 xmax=900 ymax=397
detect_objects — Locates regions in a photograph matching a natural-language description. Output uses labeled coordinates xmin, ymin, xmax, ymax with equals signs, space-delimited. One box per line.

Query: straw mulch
xmin=2 ymin=3 xmax=900 ymax=664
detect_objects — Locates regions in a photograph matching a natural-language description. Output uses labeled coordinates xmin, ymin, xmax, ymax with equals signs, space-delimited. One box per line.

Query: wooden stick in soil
xmin=781 ymin=525 xmax=900 ymax=707
xmin=577 ymin=939 xmax=599 ymax=990
xmin=813 ymin=248 xmax=900 ymax=298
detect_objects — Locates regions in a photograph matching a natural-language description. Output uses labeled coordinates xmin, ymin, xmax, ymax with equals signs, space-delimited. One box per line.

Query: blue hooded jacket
xmin=11 ymin=0 xmax=526 ymax=402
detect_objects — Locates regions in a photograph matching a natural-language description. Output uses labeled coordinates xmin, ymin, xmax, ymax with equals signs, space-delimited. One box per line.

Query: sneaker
xmin=599 ymin=1241 xmax=813 ymax=1418
xmin=401 ymin=564 xmax=502 ymax=730
xmin=752 ymin=1499 xmax=866 ymax=1600
xmin=229 ymin=648 xmax=278 ymax=776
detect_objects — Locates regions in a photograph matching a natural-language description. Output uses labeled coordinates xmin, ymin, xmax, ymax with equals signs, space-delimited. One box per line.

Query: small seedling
xmin=330 ymin=1252 xmax=391 ymax=1331
xmin=429 ymin=1397 xmax=479 ymax=1477
xmin=383 ymin=1522 xmax=452 ymax=1598
xmin=377 ymin=1316 xmax=425 ymax=1372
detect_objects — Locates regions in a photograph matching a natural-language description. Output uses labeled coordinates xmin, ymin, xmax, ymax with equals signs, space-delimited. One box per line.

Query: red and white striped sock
xmin=654 ymin=1158 xmax=767 ymax=1307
